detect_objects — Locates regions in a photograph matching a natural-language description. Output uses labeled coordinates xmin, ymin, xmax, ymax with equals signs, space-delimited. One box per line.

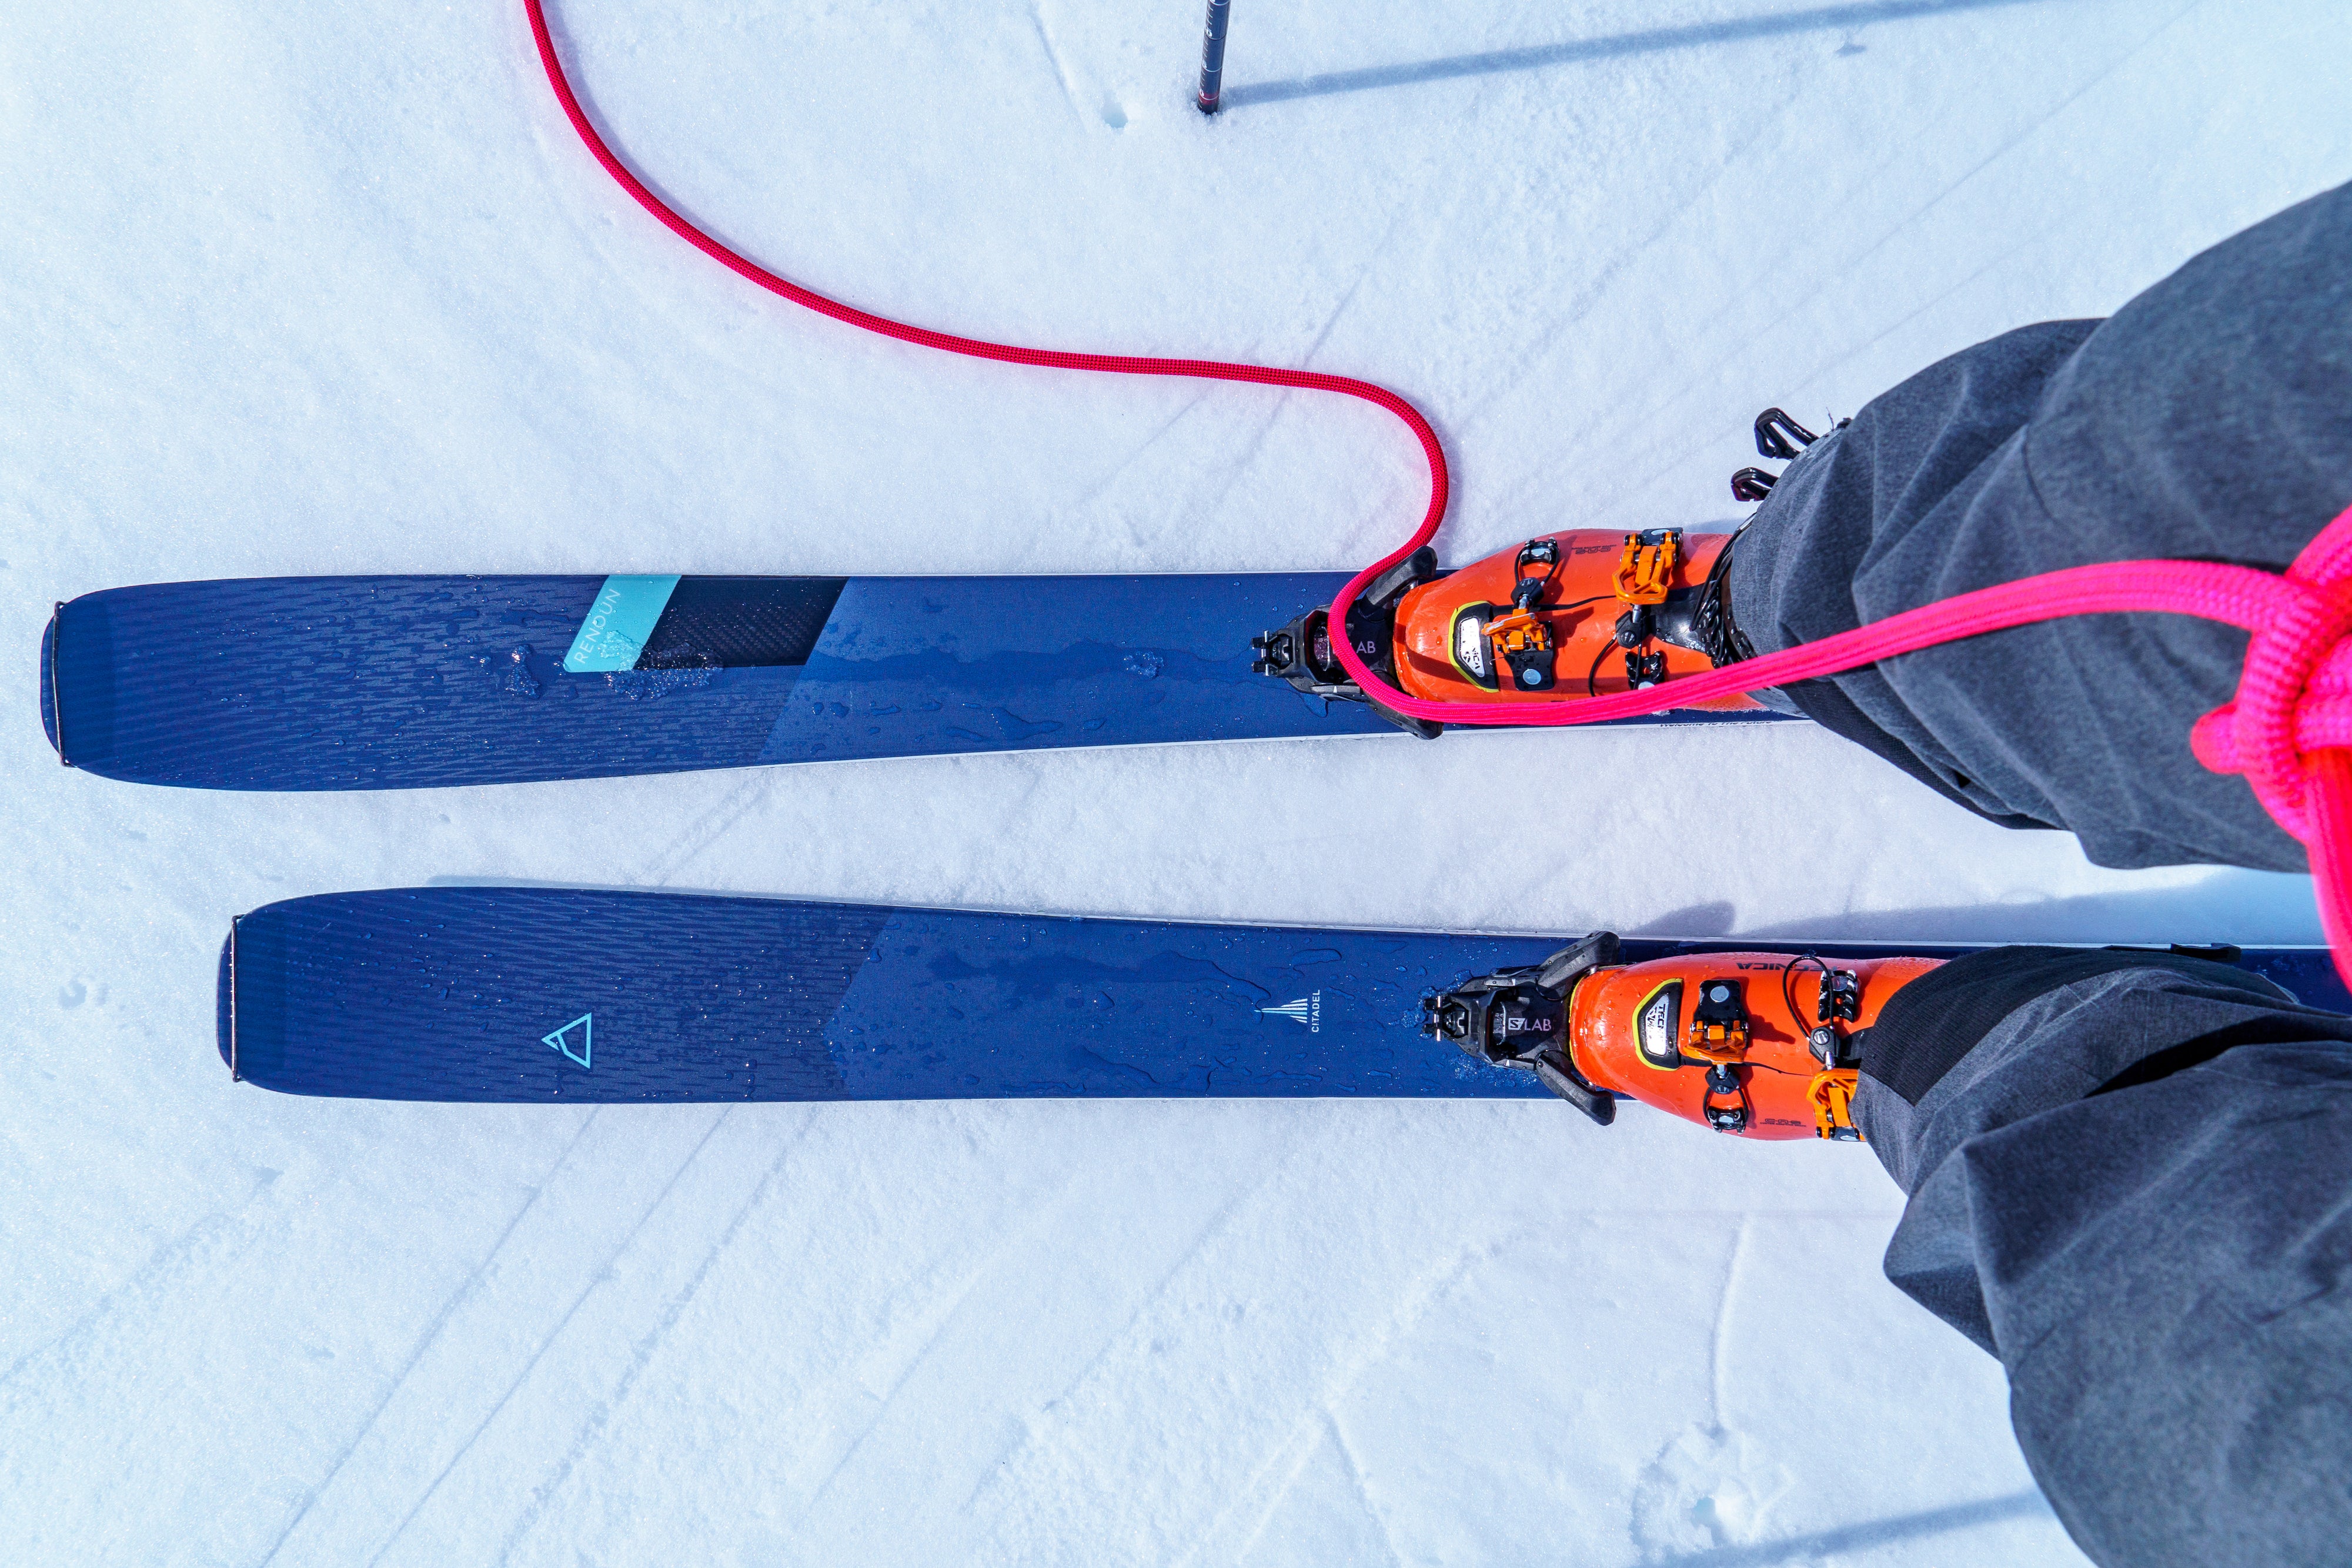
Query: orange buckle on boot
xmin=1680 ymin=977 xmax=1750 ymax=1065
xmin=1681 ymin=1019 xmax=1749 ymax=1063
xmin=1483 ymin=609 xmax=1552 ymax=657
xmin=1613 ymin=530 xmax=1681 ymax=606
xmin=1809 ymin=1069 xmax=1863 ymax=1142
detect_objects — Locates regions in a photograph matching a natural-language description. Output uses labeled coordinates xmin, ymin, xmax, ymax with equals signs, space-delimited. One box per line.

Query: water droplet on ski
xmin=606 ymin=665 xmax=714 ymax=701
xmin=501 ymin=646 xmax=542 ymax=698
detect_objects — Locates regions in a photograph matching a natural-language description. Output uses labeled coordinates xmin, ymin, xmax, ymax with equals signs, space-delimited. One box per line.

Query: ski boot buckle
xmin=1809 ymin=1070 xmax=1863 ymax=1141
xmin=1613 ymin=530 xmax=1681 ymax=606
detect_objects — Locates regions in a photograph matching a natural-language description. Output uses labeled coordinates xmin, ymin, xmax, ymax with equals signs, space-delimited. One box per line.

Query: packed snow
xmin=5 ymin=0 xmax=2344 ymax=1562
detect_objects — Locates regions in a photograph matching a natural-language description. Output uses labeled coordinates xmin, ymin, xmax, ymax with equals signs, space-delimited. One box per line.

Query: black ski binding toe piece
xmin=1420 ymin=932 xmax=1622 ymax=1125
xmin=1253 ymin=546 xmax=1444 ymax=738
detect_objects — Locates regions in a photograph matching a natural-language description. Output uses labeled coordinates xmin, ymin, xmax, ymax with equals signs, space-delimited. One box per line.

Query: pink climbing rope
xmin=521 ymin=0 xmax=1447 ymax=552
xmin=522 ymin=1 xmax=2352 ymax=986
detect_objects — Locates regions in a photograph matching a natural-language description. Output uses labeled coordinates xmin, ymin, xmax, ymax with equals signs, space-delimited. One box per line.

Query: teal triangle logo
xmin=543 ymin=1012 xmax=593 ymax=1069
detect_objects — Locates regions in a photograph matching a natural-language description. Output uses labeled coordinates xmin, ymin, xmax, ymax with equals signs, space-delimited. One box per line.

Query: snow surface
xmin=5 ymin=0 xmax=2345 ymax=1562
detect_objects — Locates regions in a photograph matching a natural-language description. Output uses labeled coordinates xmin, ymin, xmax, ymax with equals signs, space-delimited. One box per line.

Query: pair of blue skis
xmin=54 ymin=572 xmax=2333 ymax=1102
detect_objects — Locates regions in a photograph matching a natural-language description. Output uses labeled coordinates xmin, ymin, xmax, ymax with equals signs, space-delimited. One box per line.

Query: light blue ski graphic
xmin=560 ymin=576 xmax=681 ymax=673
xmin=542 ymin=1012 xmax=593 ymax=1068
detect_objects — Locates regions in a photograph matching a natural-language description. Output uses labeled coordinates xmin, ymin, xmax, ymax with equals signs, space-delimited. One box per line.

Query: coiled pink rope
xmin=523 ymin=1 xmax=2352 ymax=987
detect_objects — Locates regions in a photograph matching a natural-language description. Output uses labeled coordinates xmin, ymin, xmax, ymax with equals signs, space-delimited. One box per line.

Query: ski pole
xmin=1196 ymin=0 xmax=1232 ymax=114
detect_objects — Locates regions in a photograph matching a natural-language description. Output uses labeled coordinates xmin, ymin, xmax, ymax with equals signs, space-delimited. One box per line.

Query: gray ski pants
xmin=1726 ymin=182 xmax=2352 ymax=1566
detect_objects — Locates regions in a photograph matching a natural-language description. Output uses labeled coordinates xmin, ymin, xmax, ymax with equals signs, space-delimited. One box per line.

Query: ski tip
xmin=39 ymin=602 xmax=65 ymax=764
xmin=216 ymin=922 xmax=239 ymax=1083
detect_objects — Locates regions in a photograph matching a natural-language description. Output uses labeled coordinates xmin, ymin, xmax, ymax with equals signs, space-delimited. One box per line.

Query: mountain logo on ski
xmin=1258 ymin=992 xmax=1321 ymax=1032
xmin=542 ymin=1012 xmax=593 ymax=1068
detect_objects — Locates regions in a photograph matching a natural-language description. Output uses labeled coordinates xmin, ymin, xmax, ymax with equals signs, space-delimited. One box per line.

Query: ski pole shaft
xmin=1196 ymin=0 xmax=1231 ymax=114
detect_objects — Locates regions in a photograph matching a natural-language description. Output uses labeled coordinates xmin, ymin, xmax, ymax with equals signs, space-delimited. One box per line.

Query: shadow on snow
xmin=1222 ymin=0 xmax=2057 ymax=110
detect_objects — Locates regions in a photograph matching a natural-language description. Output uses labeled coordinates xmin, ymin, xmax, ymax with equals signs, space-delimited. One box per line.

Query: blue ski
xmin=44 ymin=571 xmax=1779 ymax=791
xmin=218 ymin=887 xmax=2348 ymax=1102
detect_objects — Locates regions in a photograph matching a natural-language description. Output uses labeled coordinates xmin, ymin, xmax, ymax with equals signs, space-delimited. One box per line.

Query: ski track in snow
xmin=490 ymin=1114 xmax=813 ymax=1565
xmin=5 ymin=0 xmax=2344 ymax=1560
xmin=255 ymin=1111 xmax=607 ymax=1564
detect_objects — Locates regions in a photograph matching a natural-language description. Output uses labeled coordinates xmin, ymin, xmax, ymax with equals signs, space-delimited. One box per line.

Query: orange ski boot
xmin=1253 ymin=528 xmax=1766 ymax=732
xmin=1422 ymin=934 xmax=1942 ymax=1141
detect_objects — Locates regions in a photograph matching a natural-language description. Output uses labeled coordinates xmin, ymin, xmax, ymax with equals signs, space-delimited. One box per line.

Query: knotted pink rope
xmin=2185 ymin=506 xmax=2352 ymax=983
xmin=1331 ymin=504 xmax=2352 ymax=989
